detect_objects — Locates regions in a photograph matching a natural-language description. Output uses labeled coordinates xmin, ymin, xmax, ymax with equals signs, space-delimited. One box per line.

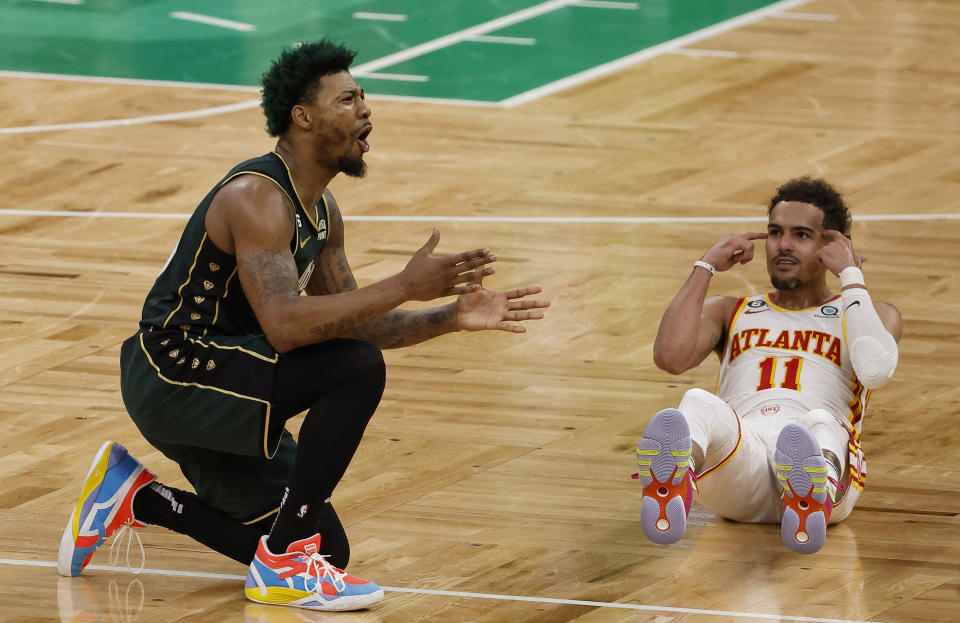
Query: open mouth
xmin=356 ymin=125 xmax=372 ymax=153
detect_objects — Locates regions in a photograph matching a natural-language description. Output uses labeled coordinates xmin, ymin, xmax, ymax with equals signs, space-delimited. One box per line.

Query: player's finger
xmin=419 ymin=229 xmax=440 ymax=254
xmin=503 ymin=285 xmax=544 ymax=299
xmin=497 ymin=322 xmax=526 ymax=333
xmin=449 ymin=247 xmax=494 ymax=264
xmin=509 ymin=299 xmax=550 ymax=310
xmin=449 ymin=283 xmax=482 ymax=295
xmin=505 ymin=310 xmax=545 ymax=321
xmin=744 ymin=232 xmax=768 ymax=240
xmin=453 ymin=253 xmax=497 ymax=273
xmin=857 ymin=254 xmax=868 ymax=266
xmin=453 ymin=267 xmax=495 ymax=285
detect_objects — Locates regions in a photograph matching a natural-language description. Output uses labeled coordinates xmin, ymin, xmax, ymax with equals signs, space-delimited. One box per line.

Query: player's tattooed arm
xmin=305 ymin=192 xmax=461 ymax=348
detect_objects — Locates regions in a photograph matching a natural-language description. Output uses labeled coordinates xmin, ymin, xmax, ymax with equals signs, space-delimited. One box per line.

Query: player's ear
xmin=290 ymin=104 xmax=312 ymax=130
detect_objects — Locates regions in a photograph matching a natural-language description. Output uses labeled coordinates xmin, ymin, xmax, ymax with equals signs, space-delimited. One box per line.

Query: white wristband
xmin=694 ymin=260 xmax=716 ymax=276
xmin=839 ymin=266 xmax=865 ymax=288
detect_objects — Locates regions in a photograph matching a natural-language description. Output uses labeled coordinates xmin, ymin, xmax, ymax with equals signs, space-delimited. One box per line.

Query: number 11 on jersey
xmin=757 ymin=356 xmax=802 ymax=391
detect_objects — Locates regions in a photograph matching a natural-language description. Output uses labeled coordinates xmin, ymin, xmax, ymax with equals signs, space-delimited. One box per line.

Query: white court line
xmin=350 ymin=0 xmax=577 ymax=74
xmin=0 ymin=69 xmax=261 ymax=92
xmin=671 ymin=48 xmax=741 ymax=58
xmin=0 ymin=558 xmax=883 ymax=623
xmin=774 ymin=12 xmax=838 ymax=21
xmin=0 ymin=209 xmax=956 ymax=224
xmin=353 ymin=12 xmax=408 ymax=22
xmin=354 ymin=72 xmax=429 ymax=82
xmin=570 ymin=0 xmax=639 ymax=9
xmin=0 ymin=99 xmax=261 ymax=135
xmin=28 ymin=0 xmax=82 ymax=4
xmin=169 ymin=11 xmax=256 ymax=32
xmin=498 ymin=0 xmax=814 ymax=107
xmin=467 ymin=35 xmax=538 ymax=45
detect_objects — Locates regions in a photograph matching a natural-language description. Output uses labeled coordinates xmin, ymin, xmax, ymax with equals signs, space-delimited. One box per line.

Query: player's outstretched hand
xmin=400 ymin=229 xmax=498 ymax=301
xmin=700 ymin=232 xmax=768 ymax=272
xmin=455 ymin=277 xmax=550 ymax=333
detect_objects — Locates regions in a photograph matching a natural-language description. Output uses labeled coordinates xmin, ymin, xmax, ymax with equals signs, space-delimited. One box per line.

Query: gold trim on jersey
xmin=272 ymin=150 xmax=323 ymax=231
xmin=139 ymin=332 xmax=271 ymax=405
xmin=220 ymin=170 xmax=299 ymax=218
xmin=205 ymin=266 xmax=239 ymax=337
xmin=242 ymin=507 xmax=280 ymax=525
xmin=763 ymin=293 xmax=841 ymax=313
xmin=162 ymin=233 xmax=207 ymax=330
xmin=183 ymin=333 xmax=278 ymax=363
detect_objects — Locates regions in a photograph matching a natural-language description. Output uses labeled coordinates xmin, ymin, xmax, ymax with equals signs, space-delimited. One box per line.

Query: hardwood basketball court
xmin=0 ymin=0 xmax=957 ymax=621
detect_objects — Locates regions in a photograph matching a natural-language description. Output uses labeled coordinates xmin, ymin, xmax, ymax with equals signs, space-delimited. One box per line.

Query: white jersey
xmin=717 ymin=294 xmax=869 ymax=490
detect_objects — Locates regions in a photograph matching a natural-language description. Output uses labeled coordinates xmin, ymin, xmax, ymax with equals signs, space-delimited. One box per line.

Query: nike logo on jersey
xmin=299 ymin=236 xmax=311 ymax=249
xmin=745 ymin=309 xmax=770 ymax=314
xmin=845 ymin=300 xmax=861 ymax=311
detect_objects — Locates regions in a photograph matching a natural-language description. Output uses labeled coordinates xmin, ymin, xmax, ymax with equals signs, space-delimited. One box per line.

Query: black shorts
xmin=120 ymin=329 xmax=292 ymax=521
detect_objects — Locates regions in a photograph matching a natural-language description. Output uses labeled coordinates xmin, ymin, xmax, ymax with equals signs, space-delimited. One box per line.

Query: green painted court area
xmin=1 ymin=0 xmax=784 ymax=104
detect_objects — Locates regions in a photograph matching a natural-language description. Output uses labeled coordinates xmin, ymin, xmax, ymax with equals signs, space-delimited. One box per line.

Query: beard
xmin=770 ymin=275 xmax=802 ymax=290
xmin=338 ymin=154 xmax=367 ymax=178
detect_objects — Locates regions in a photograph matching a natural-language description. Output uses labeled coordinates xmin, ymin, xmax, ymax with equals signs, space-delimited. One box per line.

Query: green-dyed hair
xmin=260 ymin=40 xmax=357 ymax=136
xmin=767 ymin=176 xmax=851 ymax=236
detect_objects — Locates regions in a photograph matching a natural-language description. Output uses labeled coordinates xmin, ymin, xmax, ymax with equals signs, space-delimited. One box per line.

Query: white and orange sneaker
xmin=775 ymin=423 xmax=839 ymax=554
xmin=633 ymin=408 xmax=697 ymax=545
xmin=58 ymin=441 xmax=156 ymax=577
xmin=245 ymin=534 xmax=383 ymax=611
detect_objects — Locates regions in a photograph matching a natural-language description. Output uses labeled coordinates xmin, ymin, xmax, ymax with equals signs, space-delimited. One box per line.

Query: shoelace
xmin=826 ymin=475 xmax=846 ymax=504
xmin=304 ymin=552 xmax=348 ymax=594
xmin=109 ymin=520 xmax=146 ymax=574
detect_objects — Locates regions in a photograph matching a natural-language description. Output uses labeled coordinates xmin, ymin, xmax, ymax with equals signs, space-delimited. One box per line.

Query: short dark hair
xmin=767 ymin=177 xmax=851 ymax=236
xmin=260 ymin=40 xmax=357 ymax=136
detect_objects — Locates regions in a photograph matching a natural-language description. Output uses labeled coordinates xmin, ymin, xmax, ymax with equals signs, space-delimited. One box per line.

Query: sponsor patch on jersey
xmin=815 ymin=305 xmax=840 ymax=319
xmin=745 ymin=299 xmax=769 ymax=314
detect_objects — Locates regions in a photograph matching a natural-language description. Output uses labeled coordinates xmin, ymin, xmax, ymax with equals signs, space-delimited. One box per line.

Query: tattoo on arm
xmin=239 ymin=248 xmax=295 ymax=306
xmin=352 ymin=306 xmax=454 ymax=349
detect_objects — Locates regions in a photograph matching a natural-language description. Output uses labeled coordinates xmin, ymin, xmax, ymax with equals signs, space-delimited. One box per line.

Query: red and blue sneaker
xmin=58 ymin=441 xmax=156 ymax=576
xmin=245 ymin=534 xmax=384 ymax=611
xmin=633 ymin=408 xmax=697 ymax=545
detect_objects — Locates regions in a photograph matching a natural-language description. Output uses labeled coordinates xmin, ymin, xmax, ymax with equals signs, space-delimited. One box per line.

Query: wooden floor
xmin=1 ymin=1 xmax=959 ymax=621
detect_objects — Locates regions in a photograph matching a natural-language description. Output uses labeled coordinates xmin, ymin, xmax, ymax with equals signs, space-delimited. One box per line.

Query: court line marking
xmin=353 ymin=12 xmax=408 ymax=22
xmin=0 ymin=69 xmax=262 ymax=92
xmin=354 ymin=71 xmax=429 ymax=82
xmin=498 ymin=0 xmax=814 ymax=107
xmin=0 ymin=100 xmax=262 ymax=135
xmin=570 ymin=0 xmax=639 ymax=9
xmin=28 ymin=0 xmax=83 ymax=4
xmin=774 ymin=12 xmax=838 ymax=21
xmin=0 ymin=558 xmax=883 ymax=623
xmin=467 ymin=35 xmax=538 ymax=45
xmin=169 ymin=11 xmax=256 ymax=32
xmin=671 ymin=48 xmax=741 ymax=58
xmin=0 ymin=209 xmax=955 ymax=224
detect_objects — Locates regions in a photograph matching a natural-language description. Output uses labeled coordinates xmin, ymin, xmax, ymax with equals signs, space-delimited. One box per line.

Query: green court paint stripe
xmin=352 ymin=0 xmax=574 ymax=74
xmin=169 ymin=11 xmax=256 ymax=31
xmin=497 ymin=0 xmax=814 ymax=107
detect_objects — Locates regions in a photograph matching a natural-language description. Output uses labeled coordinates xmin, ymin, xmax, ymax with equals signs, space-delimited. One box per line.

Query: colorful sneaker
xmin=245 ymin=534 xmax=384 ymax=611
xmin=775 ymin=423 xmax=833 ymax=554
xmin=58 ymin=441 xmax=156 ymax=577
xmin=633 ymin=408 xmax=696 ymax=545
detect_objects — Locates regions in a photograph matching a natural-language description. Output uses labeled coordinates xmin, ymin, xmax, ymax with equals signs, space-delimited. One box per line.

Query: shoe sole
xmin=245 ymin=587 xmax=384 ymax=611
xmin=775 ymin=423 xmax=829 ymax=554
xmin=637 ymin=408 xmax=692 ymax=545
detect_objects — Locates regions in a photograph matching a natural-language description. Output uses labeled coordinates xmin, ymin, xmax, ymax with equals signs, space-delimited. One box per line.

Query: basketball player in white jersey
xmin=635 ymin=177 xmax=902 ymax=554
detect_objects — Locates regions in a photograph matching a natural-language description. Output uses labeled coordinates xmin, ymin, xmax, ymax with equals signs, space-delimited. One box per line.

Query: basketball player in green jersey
xmin=58 ymin=40 xmax=549 ymax=612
